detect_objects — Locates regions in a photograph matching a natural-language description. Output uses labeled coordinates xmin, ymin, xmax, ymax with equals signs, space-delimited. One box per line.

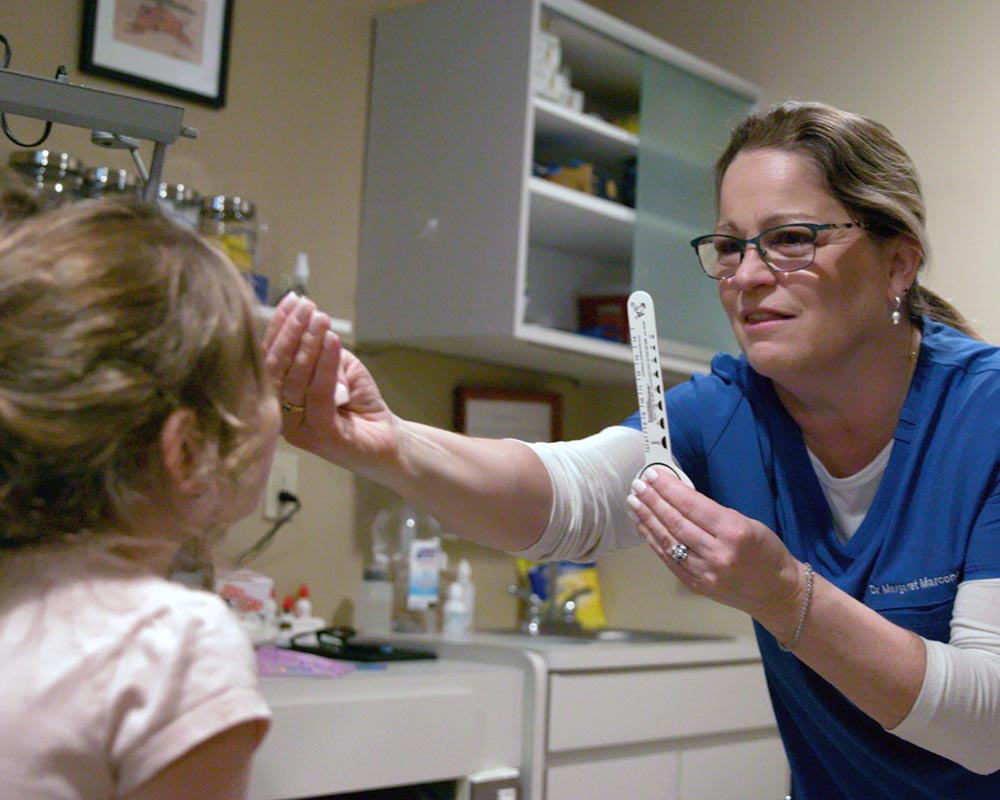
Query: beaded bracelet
xmin=778 ymin=562 xmax=814 ymax=652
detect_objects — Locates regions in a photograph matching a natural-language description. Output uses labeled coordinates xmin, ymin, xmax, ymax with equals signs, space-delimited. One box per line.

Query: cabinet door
xmin=358 ymin=0 xmax=535 ymax=345
xmin=632 ymin=55 xmax=754 ymax=362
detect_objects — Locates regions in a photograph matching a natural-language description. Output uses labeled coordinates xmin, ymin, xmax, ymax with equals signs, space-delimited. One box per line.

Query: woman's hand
xmin=262 ymin=293 xmax=553 ymax=549
xmin=263 ymin=293 xmax=398 ymax=475
xmin=627 ymin=467 xmax=929 ymax=728
xmin=627 ymin=467 xmax=804 ymax=635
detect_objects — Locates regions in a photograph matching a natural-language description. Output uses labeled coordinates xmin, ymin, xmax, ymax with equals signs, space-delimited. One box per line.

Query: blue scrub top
xmin=622 ymin=319 xmax=1000 ymax=798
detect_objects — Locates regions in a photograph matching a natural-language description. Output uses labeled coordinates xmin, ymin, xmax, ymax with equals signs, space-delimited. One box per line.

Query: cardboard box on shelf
xmin=542 ymin=162 xmax=618 ymax=201
xmin=577 ymin=293 xmax=629 ymax=343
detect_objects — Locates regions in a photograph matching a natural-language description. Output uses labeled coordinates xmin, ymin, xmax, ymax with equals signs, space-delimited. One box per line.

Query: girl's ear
xmin=160 ymin=408 xmax=210 ymax=495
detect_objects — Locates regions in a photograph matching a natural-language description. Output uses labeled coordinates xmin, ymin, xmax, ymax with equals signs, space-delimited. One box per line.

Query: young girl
xmin=0 ymin=198 xmax=280 ymax=799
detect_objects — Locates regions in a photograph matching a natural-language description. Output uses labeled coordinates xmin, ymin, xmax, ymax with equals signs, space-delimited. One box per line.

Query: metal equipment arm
xmin=0 ymin=66 xmax=198 ymax=201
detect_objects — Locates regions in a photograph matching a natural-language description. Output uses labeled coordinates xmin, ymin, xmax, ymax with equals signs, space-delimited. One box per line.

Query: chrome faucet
xmin=506 ymin=564 xmax=592 ymax=635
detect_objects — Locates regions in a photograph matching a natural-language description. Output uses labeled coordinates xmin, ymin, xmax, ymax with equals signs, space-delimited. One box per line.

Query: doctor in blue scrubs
xmin=266 ymin=101 xmax=1000 ymax=799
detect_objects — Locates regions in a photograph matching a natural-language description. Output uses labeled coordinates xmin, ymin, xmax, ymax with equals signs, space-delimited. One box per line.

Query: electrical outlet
xmin=263 ymin=451 xmax=299 ymax=520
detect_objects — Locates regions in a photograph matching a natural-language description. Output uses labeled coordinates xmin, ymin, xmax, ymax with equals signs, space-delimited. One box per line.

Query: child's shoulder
xmin=101 ymin=572 xmax=243 ymax=640
xmin=5 ymin=556 xmax=241 ymax=650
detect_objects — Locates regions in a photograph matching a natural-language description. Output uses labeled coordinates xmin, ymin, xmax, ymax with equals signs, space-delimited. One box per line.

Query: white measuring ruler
xmin=627 ymin=290 xmax=693 ymax=486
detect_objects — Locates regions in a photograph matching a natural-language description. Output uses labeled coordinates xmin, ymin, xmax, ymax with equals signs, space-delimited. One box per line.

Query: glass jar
xmin=8 ymin=150 xmax=83 ymax=206
xmin=78 ymin=167 xmax=138 ymax=200
xmin=198 ymin=195 xmax=257 ymax=271
xmin=157 ymin=182 xmax=201 ymax=229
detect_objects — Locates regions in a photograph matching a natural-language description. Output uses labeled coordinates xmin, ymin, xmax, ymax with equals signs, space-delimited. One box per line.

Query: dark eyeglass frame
xmin=690 ymin=222 xmax=864 ymax=280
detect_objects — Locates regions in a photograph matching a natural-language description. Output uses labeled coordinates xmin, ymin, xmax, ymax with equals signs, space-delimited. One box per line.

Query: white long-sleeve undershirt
xmin=890 ymin=581 xmax=1000 ymax=774
xmin=511 ymin=426 xmax=1000 ymax=773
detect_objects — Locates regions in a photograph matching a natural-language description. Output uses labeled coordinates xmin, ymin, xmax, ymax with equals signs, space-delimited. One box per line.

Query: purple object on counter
xmin=256 ymin=645 xmax=357 ymax=678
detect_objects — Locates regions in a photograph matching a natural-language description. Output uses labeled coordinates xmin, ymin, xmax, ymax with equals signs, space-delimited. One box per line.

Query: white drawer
xmin=546 ymin=737 xmax=789 ymax=800
xmin=547 ymin=750 xmax=681 ymax=800
xmin=548 ymin=663 xmax=775 ymax=751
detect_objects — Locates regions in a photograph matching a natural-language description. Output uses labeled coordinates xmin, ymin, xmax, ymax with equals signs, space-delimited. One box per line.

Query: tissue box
xmin=216 ymin=568 xmax=273 ymax=615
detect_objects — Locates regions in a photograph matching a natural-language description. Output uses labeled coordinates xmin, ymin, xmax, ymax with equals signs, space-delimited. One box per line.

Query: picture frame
xmin=79 ymin=0 xmax=234 ymax=108
xmin=454 ymin=387 xmax=562 ymax=443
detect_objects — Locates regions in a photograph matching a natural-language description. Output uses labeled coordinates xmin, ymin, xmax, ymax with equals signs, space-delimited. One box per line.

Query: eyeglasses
xmin=690 ymin=222 xmax=863 ymax=280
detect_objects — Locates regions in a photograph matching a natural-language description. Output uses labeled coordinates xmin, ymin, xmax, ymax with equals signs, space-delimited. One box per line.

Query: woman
xmin=0 ymin=199 xmax=280 ymax=799
xmin=266 ymin=102 xmax=1000 ymax=798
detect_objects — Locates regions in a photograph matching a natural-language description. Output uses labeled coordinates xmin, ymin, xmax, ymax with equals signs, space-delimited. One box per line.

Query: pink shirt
xmin=0 ymin=547 xmax=271 ymax=798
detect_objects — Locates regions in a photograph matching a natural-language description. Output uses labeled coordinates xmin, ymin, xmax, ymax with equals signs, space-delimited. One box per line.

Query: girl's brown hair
xmin=0 ymin=198 xmax=274 ymax=548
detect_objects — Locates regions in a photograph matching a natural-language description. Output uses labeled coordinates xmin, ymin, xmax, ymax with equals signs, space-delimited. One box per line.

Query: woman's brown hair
xmin=716 ymin=101 xmax=979 ymax=338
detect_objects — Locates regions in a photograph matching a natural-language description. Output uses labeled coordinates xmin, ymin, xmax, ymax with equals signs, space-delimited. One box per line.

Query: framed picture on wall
xmin=454 ymin=387 xmax=562 ymax=443
xmin=79 ymin=0 xmax=234 ymax=108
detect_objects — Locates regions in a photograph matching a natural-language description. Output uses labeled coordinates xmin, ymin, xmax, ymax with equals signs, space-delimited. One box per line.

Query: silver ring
xmin=281 ymin=401 xmax=305 ymax=414
xmin=670 ymin=543 xmax=689 ymax=562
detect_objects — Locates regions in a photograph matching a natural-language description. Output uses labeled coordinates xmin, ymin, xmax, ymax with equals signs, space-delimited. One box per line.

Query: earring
xmin=891 ymin=296 xmax=902 ymax=326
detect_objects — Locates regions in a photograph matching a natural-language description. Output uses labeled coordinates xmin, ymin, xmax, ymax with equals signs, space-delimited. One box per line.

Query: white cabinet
xmin=358 ymin=0 xmax=758 ymax=383
xmin=250 ymin=661 xmax=525 ymax=799
xmin=379 ymin=633 xmax=788 ymax=800
xmin=545 ymin=663 xmax=788 ymax=800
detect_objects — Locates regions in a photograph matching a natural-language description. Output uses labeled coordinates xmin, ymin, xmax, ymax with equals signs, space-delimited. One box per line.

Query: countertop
xmin=391 ymin=629 xmax=762 ymax=672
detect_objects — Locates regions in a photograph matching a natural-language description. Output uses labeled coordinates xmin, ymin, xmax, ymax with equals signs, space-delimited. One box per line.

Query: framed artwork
xmin=454 ymin=387 xmax=562 ymax=443
xmin=80 ymin=0 xmax=234 ymax=108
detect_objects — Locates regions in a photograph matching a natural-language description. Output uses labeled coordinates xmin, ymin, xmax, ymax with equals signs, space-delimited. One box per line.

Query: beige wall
xmin=4 ymin=1 xmax=997 ymax=637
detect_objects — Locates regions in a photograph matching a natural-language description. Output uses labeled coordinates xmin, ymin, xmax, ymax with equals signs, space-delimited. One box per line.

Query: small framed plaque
xmin=454 ymin=387 xmax=562 ymax=442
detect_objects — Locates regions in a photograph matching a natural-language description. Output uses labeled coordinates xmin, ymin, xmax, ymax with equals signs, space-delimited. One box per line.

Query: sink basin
xmin=479 ymin=627 xmax=731 ymax=645
xmin=587 ymin=628 xmax=730 ymax=644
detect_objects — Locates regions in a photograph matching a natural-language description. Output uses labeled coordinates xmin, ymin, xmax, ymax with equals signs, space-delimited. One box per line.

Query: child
xmin=0 ymin=198 xmax=280 ymax=799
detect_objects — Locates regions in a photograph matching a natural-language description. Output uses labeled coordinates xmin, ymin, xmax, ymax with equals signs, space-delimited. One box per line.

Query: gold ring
xmin=281 ymin=401 xmax=306 ymax=414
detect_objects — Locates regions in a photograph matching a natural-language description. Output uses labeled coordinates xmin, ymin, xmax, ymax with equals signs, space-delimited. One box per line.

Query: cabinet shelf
xmin=515 ymin=323 xmax=713 ymax=382
xmin=533 ymin=97 xmax=638 ymax=163
xmin=528 ymin=177 xmax=634 ymax=262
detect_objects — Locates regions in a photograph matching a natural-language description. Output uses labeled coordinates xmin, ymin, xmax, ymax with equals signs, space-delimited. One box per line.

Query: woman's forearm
xmin=761 ymin=569 xmax=926 ymax=728
xmin=373 ymin=419 xmax=554 ymax=551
